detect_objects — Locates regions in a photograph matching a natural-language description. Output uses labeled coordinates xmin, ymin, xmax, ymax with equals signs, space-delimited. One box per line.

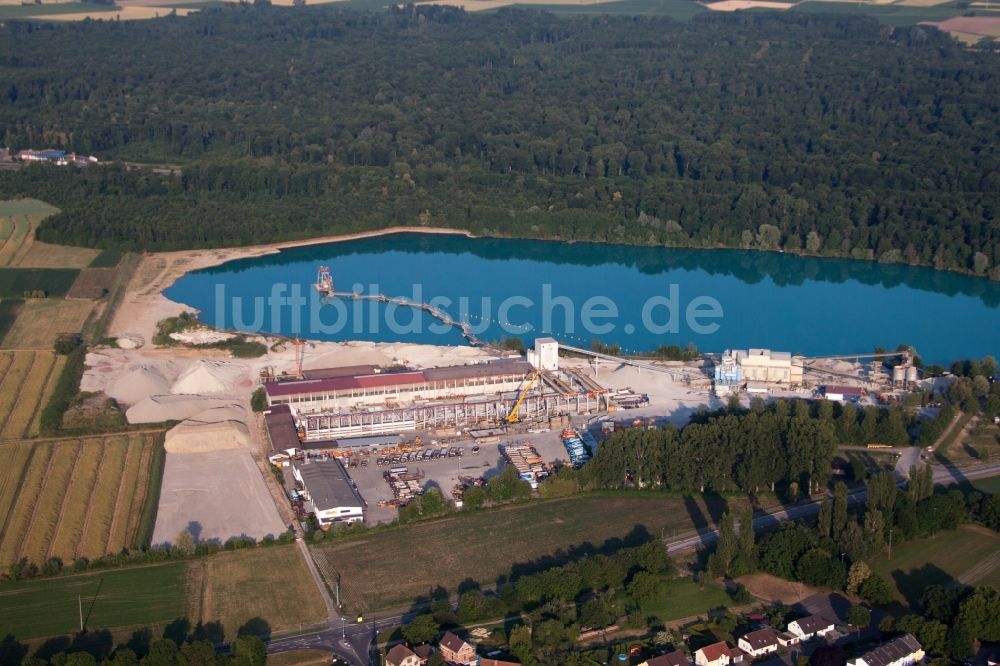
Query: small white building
xmin=787 ymin=614 xmax=836 ymax=641
xmin=268 ymin=450 xmax=293 ymax=468
xmin=528 ymin=337 xmax=559 ymax=371
xmin=293 ymin=459 xmax=365 ymax=526
xmin=737 ymin=628 xmax=779 ymax=657
xmin=847 ymin=634 xmax=923 ymax=666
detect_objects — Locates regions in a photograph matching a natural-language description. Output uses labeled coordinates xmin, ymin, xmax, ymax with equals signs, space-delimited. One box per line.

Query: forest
xmin=565 ymin=399 xmax=911 ymax=497
xmin=0 ymin=6 xmax=998 ymax=277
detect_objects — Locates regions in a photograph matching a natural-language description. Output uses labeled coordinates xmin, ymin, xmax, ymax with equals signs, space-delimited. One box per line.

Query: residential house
xmin=439 ymin=631 xmax=477 ymax=665
xmin=694 ymin=642 xmax=746 ymax=666
xmin=640 ymin=649 xmax=690 ymax=666
xmin=787 ymin=614 xmax=836 ymax=641
xmin=386 ymin=644 xmax=421 ymax=666
xmin=738 ymin=628 xmax=779 ymax=657
xmin=846 ymin=634 xmax=924 ymax=666
xmin=413 ymin=645 xmax=434 ymax=664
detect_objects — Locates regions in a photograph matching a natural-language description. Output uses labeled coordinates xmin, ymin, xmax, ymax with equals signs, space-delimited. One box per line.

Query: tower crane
xmin=505 ymin=370 xmax=541 ymax=424
xmin=292 ymin=338 xmax=306 ymax=379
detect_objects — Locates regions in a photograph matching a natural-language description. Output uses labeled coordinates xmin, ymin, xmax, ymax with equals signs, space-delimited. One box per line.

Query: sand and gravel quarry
xmin=152 ymin=405 xmax=285 ymax=546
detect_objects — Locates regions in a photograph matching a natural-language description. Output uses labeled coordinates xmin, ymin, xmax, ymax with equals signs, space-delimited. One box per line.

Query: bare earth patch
xmin=704 ymin=1 xmax=793 ymax=10
xmin=23 ymin=5 xmax=199 ymax=19
xmin=922 ymin=15 xmax=1000 ymax=42
xmin=736 ymin=573 xmax=822 ymax=605
xmin=67 ymin=267 xmax=119 ymax=300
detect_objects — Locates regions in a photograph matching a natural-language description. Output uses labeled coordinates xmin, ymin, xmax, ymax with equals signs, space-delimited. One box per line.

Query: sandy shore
xmin=109 ymin=226 xmax=474 ymax=344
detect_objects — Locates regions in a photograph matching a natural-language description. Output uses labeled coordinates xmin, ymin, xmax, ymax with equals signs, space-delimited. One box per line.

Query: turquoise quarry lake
xmin=165 ymin=233 xmax=1000 ymax=365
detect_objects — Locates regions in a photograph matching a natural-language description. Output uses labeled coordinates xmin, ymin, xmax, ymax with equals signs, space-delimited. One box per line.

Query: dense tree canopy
xmin=582 ymin=400 xmax=866 ymax=495
xmin=0 ymin=6 xmax=997 ymax=277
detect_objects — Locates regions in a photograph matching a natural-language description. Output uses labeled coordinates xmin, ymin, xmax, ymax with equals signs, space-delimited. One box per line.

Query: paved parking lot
xmin=282 ymin=417 xmax=604 ymax=526
xmin=344 ymin=420 xmax=592 ymax=524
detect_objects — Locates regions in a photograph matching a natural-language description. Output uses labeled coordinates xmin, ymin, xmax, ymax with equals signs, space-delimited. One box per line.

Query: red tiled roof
xmin=265 ymin=371 xmax=427 ymax=397
xmin=440 ymin=631 xmax=471 ymax=654
xmin=645 ymin=650 xmax=689 ymax=666
xmin=386 ymin=643 xmax=417 ymax=666
xmin=741 ymin=627 xmax=778 ymax=650
xmin=697 ymin=642 xmax=731 ymax=662
xmin=824 ymin=385 xmax=863 ymax=396
xmin=792 ymin=614 xmax=834 ymax=634
xmin=265 ymin=361 xmax=532 ymax=399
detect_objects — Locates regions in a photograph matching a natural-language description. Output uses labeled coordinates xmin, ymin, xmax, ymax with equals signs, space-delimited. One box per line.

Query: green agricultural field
xmin=641 ymin=577 xmax=732 ymax=623
xmin=870 ymin=524 xmax=1000 ymax=607
xmin=0 ymin=3 xmax=117 ymax=18
xmin=313 ymin=494 xmax=729 ymax=613
xmin=0 ymin=200 xmax=59 ymax=219
xmin=0 ymin=268 xmax=80 ymax=298
xmin=0 ymin=562 xmax=188 ymax=641
xmin=790 ymin=1 xmax=967 ymax=26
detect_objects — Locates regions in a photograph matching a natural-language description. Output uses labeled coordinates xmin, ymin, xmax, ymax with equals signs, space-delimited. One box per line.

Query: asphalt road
xmin=667 ymin=460 xmax=1000 ymax=554
xmin=268 ymin=461 xmax=1000 ymax=664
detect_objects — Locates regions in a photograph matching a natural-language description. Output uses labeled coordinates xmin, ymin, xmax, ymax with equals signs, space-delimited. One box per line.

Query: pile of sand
xmin=170 ymin=359 xmax=249 ymax=395
xmin=116 ymin=333 xmax=145 ymax=349
xmin=106 ymin=364 xmax=171 ymax=403
xmin=82 ymin=349 xmax=181 ymax=404
xmin=127 ymin=394 xmax=238 ymax=423
xmin=164 ymin=405 xmax=251 ymax=454
xmin=303 ymin=343 xmax=393 ymax=370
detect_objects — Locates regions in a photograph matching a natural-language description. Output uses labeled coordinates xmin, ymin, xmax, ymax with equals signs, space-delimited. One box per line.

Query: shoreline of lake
xmin=163 ymin=231 xmax=1000 ymax=364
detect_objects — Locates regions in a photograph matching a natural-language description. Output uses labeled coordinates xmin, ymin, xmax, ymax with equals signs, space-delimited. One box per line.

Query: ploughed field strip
xmin=0 ymin=350 xmax=64 ymax=438
xmin=0 ymin=432 xmax=163 ymax=566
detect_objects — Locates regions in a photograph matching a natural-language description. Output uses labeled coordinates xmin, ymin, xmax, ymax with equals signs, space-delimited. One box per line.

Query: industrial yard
xmin=258 ymin=333 xmax=924 ymax=532
xmin=75 ymin=261 xmax=931 ymax=543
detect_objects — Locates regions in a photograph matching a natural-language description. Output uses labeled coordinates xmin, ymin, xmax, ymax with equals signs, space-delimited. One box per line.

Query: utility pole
xmin=888 ymin=528 xmax=894 ymax=560
xmin=78 ymin=595 xmax=83 ymax=633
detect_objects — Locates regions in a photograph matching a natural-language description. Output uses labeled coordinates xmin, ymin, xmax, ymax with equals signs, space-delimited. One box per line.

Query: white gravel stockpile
xmin=151 ymin=448 xmax=285 ymax=546
xmin=164 ymin=405 xmax=251 ymax=454
xmin=82 ymin=349 xmax=182 ymax=407
xmin=126 ymin=394 xmax=237 ymax=424
xmin=170 ymin=359 xmax=250 ymax=395
xmin=152 ymin=409 xmax=284 ymax=546
xmin=112 ymin=365 xmax=171 ymax=400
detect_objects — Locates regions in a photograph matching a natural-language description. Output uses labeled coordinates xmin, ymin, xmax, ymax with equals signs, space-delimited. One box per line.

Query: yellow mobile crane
xmin=506 ymin=370 xmax=541 ymax=423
